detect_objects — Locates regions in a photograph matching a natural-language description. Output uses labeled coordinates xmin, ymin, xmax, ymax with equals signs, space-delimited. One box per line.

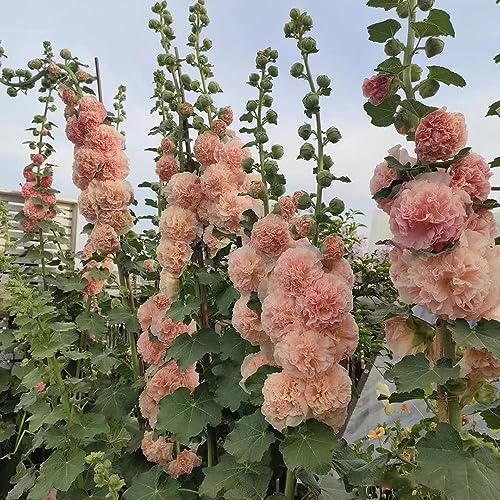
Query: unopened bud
xmin=6 ymin=87 xmax=17 ymax=97
xmin=328 ymin=197 xmax=345 ymax=215
xmin=425 ymin=37 xmax=445 ymax=58
xmin=271 ymin=144 xmax=284 ymax=160
xmin=248 ymin=180 xmax=265 ymax=199
xmin=410 ymin=64 xmax=422 ymax=82
xmin=290 ymin=62 xmax=304 ymax=78
xmin=211 ymin=118 xmax=227 ymax=137
xmin=299 ymin=37 xmax=317 ymax=54
xmin=417 ymin=0 xmax=434 ymax=11
xmin=60 ymin=48 xmax=72 ymax=60
xmin=396 ymin=2 xmax=409 ymax=18
xmin=302 ymin=92 xmax=320 ymax=110
xmin=317 ymin=170 xmax=334 ymax=187
xmin=242 ymin=157 xmax=254 ymax=173
xmin=294 ymin=191 xmax=312 ymax=210
xmin=299 ymin=142 xmax=315 ymax=160
xmin=208 ymin=81 xmax=221 ymax=93
xmin=384 ymin=39 xmax=404 ymax=57
xmin=316 ymin=74 xmax=331 ymax=88
xmin=418 ymin=79 xmax=440 ymax=99
xmin=394 ymin=108 xmax=419 ymax=135
xmin=180 ymin=102 xmax=194 ymax=117
xmin=28 ymin=59 xmax=42 ymax=70
xmin=268 ymin=65 xmax=279 ymax=78
xmin=325 ymin=126 xmax=341 ymax=144
xmin=475 ymin=382 xmax=499 ymax=405
xmin=266 ymin=109 xmax=278 ymax=125
xmin=298 ymin=123 xmax=312 ymax=140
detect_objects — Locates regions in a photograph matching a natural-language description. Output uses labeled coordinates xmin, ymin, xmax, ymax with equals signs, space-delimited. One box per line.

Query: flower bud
xmin=417 ymin=0 xmax=434 ymax=11
xmin=219 ymin=106 xmax=233 ymax=125
xmin=262 ymin=94 xmax=273 ymax=107
xmin=474 ymin=382 xmax=499 ymax=405
xmin=186 ymin=53 xmax=196 ymax=65
xmin=317 ymin=170 xmax=334 ymax=188
xmin=60 ymin=48 xmax=72 ymax=60
xmin=290 ymin=8 xmax=301 ymax=20
xmin=394 ymin=108 xmax=419 ymax=135
xmin=246 ymin=100 xmax=258 ymax=112
xmin=2 ymin=68 xmax=14 ymax=79
xmin=181 ymin=73 xmax=192 ymax=88
xmin=256 ymin=54 xmax=268 ymax=69
xmin=283 ymin=22 xmax=295 ymax=37
xmin=316 ymin=74 xmax=331 ymax=88
xmin=203 ymin=38 xmax=213 ymax=50
xmin=294 ymin=191 xmax=312 ymax=210
xmin=192 ymin=116 xmax=204 ymax=130
xmin=302 ymin=14 xmax=313 ymax=28
xmin=263 ymin=160 xmax=278 ymax=176
xmin=0 ymin=47 xmax=4 ymax=57
xmin=384 ymin=39 xmax=404 ymax=56
xmin=180 ymin=102 xmax=194 ymax=117
xmin=299 ymin=142 xmax=315 ymax=160
xmin=269 ymin=49 xmax=279 ymax=60
xmin=328 ymin=197 xmax=345 ymax=215
xmin=196 ymin=93 xmax=212 ymax=111
xmin=270 ymin=182 xmax=286 ymax=197
xmin=255 ymin=131 xmax=269 ymax=144
xmin=151 ymin=2 xmax=162 ymax=13
xmin=249 ymin=73 xmax=260 ymax=85
xmin=248 ymin=180 xmax=265 ymax=199
xmin=271 ymin=144 xmax=284 ymax=159
xmin=212 ymin=118 xmax=227 ymax=137
xmin=418 ymin=78 xmax=440 ymax=99
xmin=325 ymin=126 xmax=341 ymax=144
xmin=445 ymin=378 xmax=468 ymax=396
xmin=157 ymin=53 xmax=168 ymax=66
xmin=290 ymin=62 xmax=304 ymax=78
xmin=77 ymin=70 xmax=89 ymax=82
xmin=425 ymin=37 xmax=445 ymax=58
xmin=28 ymin=59 xmax=42 ymax=70
xmin=298 ymin=123 xmax=312 ymax=140
xmin=188 ymin=13 xmax=196 ymax=22
xmin=208 ymin=81 xmax=221 ymax=93
xmin=323 ymin=155 xmax=334 ymax=169
xmin=299 ymin=37 xmax=317 ymax=54
xmin=242 ymin=157 xmax=254 ymax=173
xmin=396 ymin=2 xmax=409 ymax=18
xmin=191 ymin=79 xmax=201 ymax=91
xmin=148 ymin=19 xmax=161 ymax=30
xmin=6 ymin=87 xmax=17 ymax=97
xmin=266 ymin=109 xmax=278 ymax=125
xmin=302 ymin=92 xmax=320 ymax=110
xmin=268 ymin=65 xmax=279 ymax=78
xmin=410 ymin=64 xmax=422 ymax=82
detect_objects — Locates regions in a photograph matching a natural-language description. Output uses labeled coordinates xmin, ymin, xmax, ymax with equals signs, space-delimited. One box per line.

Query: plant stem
xmin=48 ymin=356 xmax=72 ymax=424
xmin=256 ymin=67 xmax=270 ymax=215
xmin=194 ymin=14 xmax=213 ymax=126
xmin=38 ymin=228 xmax=47 ymax=290
xmin=441 ymin=322 xmax=461 ymax=431
xmin=402 ymin=0 xmax=417 ymax=99
xmin=284 ymin=468 xmax=296 ymax=499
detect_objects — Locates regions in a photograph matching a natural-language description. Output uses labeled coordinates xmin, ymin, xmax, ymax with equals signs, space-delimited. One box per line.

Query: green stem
xmin=256 ymin=67 xmax=270 ymax=215
xmin=402 ymin=0 xmax=417 ymax=99
xmin=48 ymin=356 xmax=72 ymax=424
xmin=441 ymin=322 xmax=461 ymax=431
xmin=284 ymin=468 xmax=296 ymax=499
xmin=194 ymin=15 xmax=213 ymax=126
xmin=38 ymin=228 xmax=47 ymax=290
xmin=206 ymin=425 xmax=215 ymax=467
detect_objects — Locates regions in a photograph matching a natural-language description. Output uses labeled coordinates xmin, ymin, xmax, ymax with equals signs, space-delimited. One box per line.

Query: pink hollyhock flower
xmin=20 ymin=218 xmax=39 ymax=233
xmin=327 ymin=257 xmax=355 ymax=288
xmin=137 ymin=295 xmax=170 ymax=331
xmin=199 ymin=163 xmax=235 ymax=201
xmin=156 ymin=154 xmax=179 ymax=182
xmin=164 ymin=172 xmax=202 ymax=209
xmin=23 ymin=198 xmax=48 ymax=221
xmin=415 ymin=109 xmax=467 ymax=163
xmin=144 ymin=259 xmax=158 ymax=273
xmin=141 ymin=431 xmax=174 ymax=465
xmin=316 ymin=407 xmax=348 ymax=431
xmin=137 ymin=331 xmax=166 ymax=366
xmin=324 ymin=313 xmax=359 ymax=361
xmin=389 ymin=171 xmax=471 ymax=252
xmin=273 ymin=327 xmax=339 ymax=377
xmin=159 ymin=205 xmax=199 ymax=244
xmin=64 ymin=105 xmax=76 ymax=120
xmin=23 ymin=167 xmax=36 ymax=182
xmin=210 ymin=191 xmax=255 ymax=234
xmin=157 ymin=238 xmax=193 ymax=278
xmin=161 ymin=136 xmax=175 ymax=155
xmin=21 ymin=182 xmax=37 ymax=199
xmin=389 ymin=230 xmax=500 ymax=320
xmin=41 ymin=193 xmax=56 ymax=206
xmin=97 ymin=208 xmax=134 ymax=235
xmin=261 ymin=291 xmax=299 ymax=343
xmin=159 ymin=270 xmax=181 ymax=299
xmin=66 ymin=116 xmax=84 ymax=146
xmin=241 ymin=351 xmax=275 ymax=384
xmin=271 ymin=245 xmax=323 ymax=296
xmin=88 ymin=223 xmax=120 ymax=255
xmin=261 ymin=371 xmax=309 ymax=431
xmin=84 ymin=124 xmax=124 ymax=154
xmin=203 ymin=224 xmax=230 ymax=258
xmin=45 ymin=489 xmax=57 ymax=500
xmin=296 ymin=273 xmax=352 ymax=330
xmin=322 ymin=235 xmax=344 ymax=262
xmin=73 ymin=170 xmax=90 ymax=191
xmin=460 ymin=348 xmax=500 ymax=383
xmin=31 ymin=153 xmax=45 ymax=166
xmin=36 ymin=381 xmax=46 ymax=392
xmin=146 ymin=360 xmax=199 ymax=402
xmin=304 ymin=364 xmax=351 ymax=417
xmin=40 ymin=176 xmax=53 ymax=188
xmin=77 ymin=97 xmax=107 ymax=134
xmin=251 ymin=214 xmax=292 ymax=257
xmin=215 ymin=137 xmax=250 ymax=179
xmin=82 ymin=258 xmax=113 ymax=296
xmin=228 ymin=244 xmax=266 ymax=295
xmin=78 ymin=190 xmax=99 ymax=222
xmin=449 ymin=152 xmax=492 ymax=202
xmin=58 ymin=85 xmax=76 ymax=106
xmin=467 ymin=209 xmax=497 ymax=239
xmin=139 ymin=390 xmax=159 ymax=428
xmin=87 ymin=179 xmax=133 ymax=211
xmin=277 ymin=196 xmax=297 ymax=222
xmin=151 ymin=316 xmax=195 ymax=347
xmin=290 ymin=216 xmax=315 ymax=239
xmin=384 ymin=316 xmax=426 ymax=358
xmin=165 ymin=450 xmax=202 ymax=479
xmin=362 ymin=74 xmax=393 ymax=106
xmin=194 ymin=131 xmax=221 ymax=166
xmin=96 ymin=151 xmax=130 ymax=181
xmin=232 ymin=296 xmax=269 ymax=346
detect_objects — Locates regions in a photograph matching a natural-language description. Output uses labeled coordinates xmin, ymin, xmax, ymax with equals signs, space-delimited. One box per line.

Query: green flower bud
xmin=188 ymin=13 xmax=196 ymax=22
xmin=475 ymin=382 xmax=499 ymax=405
xmin=181 ymin=73 xmax=192 ymax=88
xmin=261 ymin=77 xmax=273 ymax=91
xmin=271 ymin=144 xmax=284 ymax=159
xmin=417 ymin=0 xmax=434 ymax=11
xmin=110 ymin=297 xmax=122 ymax=309
xmin=262 ymin=94 xmax=273 ymax=107
xmin=186 ymin=53 xmax=196 ymax=65
xmin=249 ymin=72 xmax=259 ymax=85
xmin=242 ymin=157 xmax=254 ymax=173
xmin=271 ymin=182 xmax=286 ymax=197
xmin=302 ymin=14 xmax=313 ymax=28
xmin=208 ymin=81 xmax=221 ymax=93
xmin=263 ymin=160 xmax=278 ymax=176
xmin=269 ymin=49 xmax=279 ymax=60
xmin=296 ymin=192 xmax=312 ymax=209
xmin=268 ymin=65 xmax=279 ymax=78
xmin=325 ymin=126 xmax=341 ymax=144
xmin=323 ymin=155 xmax=334 ymax=169
xmin=203 ymin=38 xmax=213 ymax=50
xmin=246 ymin=100 xmax=258 ymax=112
xmin=15 ymin=69 xmax=24 ymax=77
xmin=418 ymin=78 xmax=440 ymax=99
xmin=283 ymin=22 xmax=294 ymax=37
xmin=0 ymin=47 xmax=4 ymax=57
xmin=27 ymin=59 xmax=42 ymax=70
xmin=191 ymin=79 xmax=201 ymax=91
xmin=192 ymin=116 xmax=204 ymax=130
xmin=299 ymin=37 xmax=317 ymax=54
xmin=299 ymin=142 xmax=315 ymax=160
xmin=6 ymin=87 xmax=17 ymax=97
xmin=445 ymin=378 xmax=468 ymax=396
xmin=298 ymin=123 xmax=312 ymax=140
xmin=396 ymin=2 xmax=409 ymax=18
xmin=302 ymin=91 xmax=320 ymax=110
xmin=151 ymin=2 xmax=162 ymax=13
xmin=317 ymin=170 xmax=334 ymax=188
xmin=148 ymin=19 xmax=161 ymax=30
xmin=290 ymin=62 xmax=304 ymax=78
xmin=2 ymin=68 xmax=14 ymax=79
xmin=328 ymin=197 xmax=345 ymax=215
xmin=163 ymin=11 xmax=173 ymax=23
xmin=196 ymin=93 xmax=212 ymax=111
xmin=188 ymin=33 xmax=197 ymax=44
xmin=425 ymin=37 xmax=445 ymax=58
xmin=266 ymin=109 xmax=278 ymax=125
xmin=410 ymin=64 xmax=422 ymax=82
xmin=156 ymin=53 xmax=168 ymax=66
xmin=316 ymin=74 xmax=331 ymax=88
xmin=290 ymin=8 xmax=301 ymax=20
xmin=384 ymin=39 xmax=404 ymax=57
xmin=256 ymin=131 xmax=269 ymax=144
xmin=394 ymin=108 xmax=419 ymax=135
xmin=256 ymin=54 xmax=268 ymax=69
xmin=60 ymin=48 xmax=72 ymax=60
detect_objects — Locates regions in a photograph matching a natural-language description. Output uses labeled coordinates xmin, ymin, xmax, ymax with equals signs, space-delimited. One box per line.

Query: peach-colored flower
xmin=58 ymin=84 xmax=76 ymax=106
xmin=213 ymin=137 xmax=250 ymax=177
xmin=232 ymin=296 xmax=269 ymax=346
xmin=23 ymin=198 xmax=49 ymax=221
xmin=36 ymin=381 xmax=46 ymax=392
xmin=96 ymin=150 xmax=130 ymax=181
xmin=156 ymin=154 xmax=179 ymax=182
xmin=449 ymin=152 xmax=492 ymax=202
xmin=88 ymin=223 xmax=120 ymax=255
xmin=137 ymin=295 xmax=170 ymax=331
xmin=84 ymin=124 xmax=124 ymax=154
xmin=82 ymin=258 xmax=113 ymax=296
xmin=44 ymin=489 xmax=57 ymax=500
xmin=261 ymin=291 xmax=299 ymax=343
xmin=137 ymin=331 xmax=166 ymax=366
xmin=65 ymin=116 xmax=84 ymax=146
xmin=327 ymin=257 xmax=355 ymax=288
xmin=362 ymin=75 xmax=393 ymax=106
xmin=199 ymin=164 xmax=235 ymax=201
xmin=316 ymin=407 xmax=348 ymax=431
xmin=157 ymin=238 xmax=193 ymax=278
xmin=151 ymin=317 xmax=195 ymax=347
xmin=159 ymin=270 xmax=181 ymax=299
xmin=165 ymin=450 xmax=202 ymax=479
xmin=251 ymin=214 xmax=292 ymax=257
xmin=384 ymin=316 xmax=426 ymax=358
xmin=415 ymin=109 xmax=468 ymax=163
xmin=20 ymin=218 xmax=39 ymax=233
xmin=97 ymin=208 xmax=134 ymax=235
xmin=87 ymin=179 xmax=133 ymax=211
xmin=21 ymin=182 xmax=37 ymax=199
xmin=161 ymin=136 xmax=175 ymax=155
xmin=194 ymin=131 xmax=221 ymax=166
xmin=141 ymin=431 xmax=174 ymax=465
xmin=159 ymin=205 xmax=199 ymax=244
xmin=389 ymin=171 xmax=470 ymax=252
xmin=210 ymin=191 xmax=255 ymax=234
xmin=324 ymin=313 xmax=359 ymax=361
xmin=144 ymin=259 xmax=158 ymax=273
xmin=139 ymin=390 xmax=159 ymax=429
xmin=77 ymin=96 xmax=107 ymax=134
xmin=290 ymin=216 xmax=315 ymax=239
xmin=146 ymin=360 xmax=199 ymax=402
xmin=203 ymin=224 xmax=230 ymax=258
xmin=164 ymin=172 xmax=202 ymax=209
xmin=467 ymin=209 xmax=497 ymax=239
xmin=78 ymin=190 xmax=98 ymax=222
xmin=241 ymin=351 xmax=275 ymax=384
xmin=322 ymin=235 xmax=344 ymax=262
xmin=73 ymin=146 xmax=105 ymax=182
xmin=367 ymin=426 xmax=385 ymax=440
xmin=277 ymin=196 xmax=297 ymax=221
xmin=228 ymin=244 xmax=266 ymax=295
xmin=261 ymin=371 xmax=308 ymax=431
xmin=460 ymin=348 xmax=500 ymax=382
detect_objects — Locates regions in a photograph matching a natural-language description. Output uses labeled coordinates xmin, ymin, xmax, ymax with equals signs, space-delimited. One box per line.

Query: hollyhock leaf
xmin=376 ymin=57 xmax=405 ymax=76
xmin=69 ymin=412 xmax=110 ymax=441
xmin=411 ymin=9 xmax=455 ymax=38
xmin=384 ymin=389 xmax=426 ymax=403
xmin=486 ymin=100 xmax=500 ymax=117
xmin=368 ymin=303 xmax=409 ymax=323
xmin=280 ymin=420 xmax=340 ymax=475
xmin=489 ymin=157 xmax=500 ymax=168
xmin=494 ymin=54 xmax=500 ymax=64
xmin=367 ymin=0 xmax=399 ymax=10
xmin=94 ymin=384 xmax=139 ymax=419
xmin=410 ymin=423 xmax=500 ymax=499
xmin=399 ymin=98 xmax=437 ymax=119
xmin=364 ymin=94 xmax=401 ymax=127
xmin=6 ymin=470 xmax=36 ymax=500
xmin=27 ymin=401 xmax=51 ymax=431
xmin=385 ymin=354 xmax=459 ymax=392
xmin=246 ymin=365 xmax=281 ymax=406
xmin=224 ymin=409 xmax=277 ymax=463
xmin=219 ymin=328 xmax=258 ymax=363
xmin=367 ymin=19 xmax=402 ymax=43
xmin=481 ymin=405 xmax=500 ymax=430
xmin=372 ymin=179 xmax=405 ymax=201
xmin=449 ymin=319 xmax=500 ymax=359
xmin=165 ymin=328 xmax=221 ymax=370
xmin=217 ymin=286 xmax=240 ymax=317
xmin=197 ymin=270 xmax=223 ymax=286
xmin=318 ymin=475 xmax=355 ymax=500
xmin=75 ymin=311 xmax=108 ymax=337
xmin=0 ymin=421 xmax=16 ymax=442
xmin=167 ymin=296 xmax=201 ymax=323
xmin=123 ymin=466 xmax=181 ymax=500
xmin=199 ymin=453 xmax=272 ymax=498
xmin=212 ymin=360 xmax=249 ymax=411
xmin=107 ymin=306 xmax=140 ymax=331
xmin=39 ymin=447 xmax=86 ymax=491
xmin=156 ymin=385 xmax=222 ymax=443
xmin=427 ymin=66 xmax=466 ymax=87
xmin=31 ymin=330 xmax=78 ymax=359
xmin=384 ymin=155 xmax=413 ymax=171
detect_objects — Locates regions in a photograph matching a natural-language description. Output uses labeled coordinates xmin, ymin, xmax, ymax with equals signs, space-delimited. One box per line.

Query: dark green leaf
xmin=367 ymin=19 xmax=402 ymax=42
xmin=94 ymin=385 xmax=139 ymax=418
xmin=245 ymin=365 xmax=281 ymax=406
xmin=364 ymin=94 xmax=401 ymax=127
xmin=376 ymin=57 xmax=405 ymax=76
xmin=449 ymin=319 xmax=500 ymax=359
xmin=217 ymin=286 xmax=240 ymax=317
xmin=196 ymin=270 xmax=223 ymax=286
xmin=167 ymin=296 xmax=200 ymax=323
xmin=70 ymin=412 xmax=110 ymax=441
xmin=318 ymin=475 xmax=355 ymax=500
xmin=123 ymin=466 xmax=181 ymax=500
xmin=490 ymin=157 xmax=500 ymax=168
xmin=75 ymin=312 xmax=108 ymax=337
xmin=411 ymin=9 xmax=455 ymax=37
xmin=31 ymin=330 xmax=77 ymax=359
xmin=212 ymin=360 xmax=249 ymax=411
xmin=219 ymin=328 xmax=258 ymax=363
xmin=246 ymin=292 xmax=262 ymax=314
xmin=427 ymin=66 xmax=466 ymax=87
xmin=368 ymin=303 xmax=409 ymax=323
xmin=400 ymin=98 xmax=437 ymax=119
xmin=39 ymin=447 xmax=86 ymax=491
xmin=486 ymin=100 xmax=500 ymax=117
xmin=372 ymin=179 xmax=405 ymax=201
xmin=494 ymin=54 xmax=500 ymax=64
xmin=481 ymin=405 xmax=500 ymax=430
xmin=367 ymin=0 xmax=399 ymax=9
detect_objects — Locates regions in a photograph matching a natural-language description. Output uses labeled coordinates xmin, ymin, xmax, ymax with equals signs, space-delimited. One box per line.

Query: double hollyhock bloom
xmin=372 ymin=109 xmax=500 ymax=383
xmin=228 ymin=206 xmax=357 ymax=431
xmin=362 ymin=74 xmax=393 ymax=106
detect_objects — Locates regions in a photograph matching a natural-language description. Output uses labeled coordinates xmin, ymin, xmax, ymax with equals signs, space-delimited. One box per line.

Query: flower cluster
xmin=229 ymin=211 xmax=356 ymax=432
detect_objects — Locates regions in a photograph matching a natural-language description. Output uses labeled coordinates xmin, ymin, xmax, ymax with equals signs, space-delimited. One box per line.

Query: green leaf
xmin=368 ymin=303 xmax=409 ymax=323
xmin=449 ymin=319 xmax=500 ymax=359
xmin=486 ymin=99 xmax=500 ymax=117
xmin=123 ymin=466 xmax=181 ymax=500
xmin=367 ymin=0 xmax=399 ymax=9
xmin=410 ymin=423 xmax=500 ymax=500
xmin=70 ymin=412 xmax=110 ymax=441
xmin=94 ymin=384 xmax=139 ymax=418
xmin=219 ymin=328 xmax=258 ymax=363
xmin=27 ymin=401 xmax=52 ymax=431
xmin=364 ymin=94 xmax=401 ymax=127
xmin=411 ymin=9 xmax=455 ymax=37
xmin=40 ymin=447 xmax=86 ymax=491
xmin=0 ymin=367 xmax=12 ymax=393
xmin=0 ymin=421 xmax=16 ymax=442
xmin=75 ymin=311 xmax=108 ymax=337
xmin=481 ymin=405 xmax=500 ymax=430
xmin=197 ymin=270 xmax=223 ymax=286
xmin=367 ymin=19 xmax=402 ymax=42
xmin=31 ymin=330 xmax=77 ymax=359
xmin=319 ymin=475 xmax=356 ymax=500
xmin=108 ymin=306 xmax=140 ymax=332
xmin=6 ymin=470 xmax=36 ymax=500
xmin=376 ymin=57 xmax=405 ymax=76
xmin=217 ymin=286 xmax=240 ymax=316
xmin=165 ymin=328 xmax=220 ymax=370
xmin=156 ymin=385 xmax=222 ymax=443
xmin=494 ymin=54 xmax=500 ymax=64
xmin=280 ymin=420 xmax=339 ymax=475
xmin=167 ymin=296 xmax=200 ymax=323
xmin=199 ymin=453 xmax=272 ymax=499
xmin=245 ymin=365 xmax=281 ymax=406
xmin=385 ymin=389 xmax=426 ymax=403
xmin=399 ymin=98 xmax=437 ymax=120
xmin=224 ymin=409 xmax=276 ymax=463
xmin=385 ymin=353 xmax=459 ymax=392
xmin=427 ymin=66 xmax=466 ymax=87
xmin=490 ymin=157 xmax=500 ymax=168
xmin=212 ymin=360 xmax=249 ymax=411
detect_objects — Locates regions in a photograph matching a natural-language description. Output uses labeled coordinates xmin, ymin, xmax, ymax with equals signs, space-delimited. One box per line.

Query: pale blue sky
xmin=1 ymin=1 xmax=499 ymax=221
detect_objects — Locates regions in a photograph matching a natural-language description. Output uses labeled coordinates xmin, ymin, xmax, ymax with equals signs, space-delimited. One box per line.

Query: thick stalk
xmin=434 ymin=321 xmax=448 ymax=422
xmin=48 ymin=356 xmax=72 ymax=424
xmin=442 ymin=322 xmax=461 ymax=431
xmin=38 ymin=228 xmax=47 ymax=290
xmin=402 ymin=0 xmax=417 ymax=99
xmin=256 ymin=67 xmax=270 ymax=215
xmin=284 ymin=469 xmax=296 ymax=499
xmin=194 ymin=14 xmax=213 ymax=126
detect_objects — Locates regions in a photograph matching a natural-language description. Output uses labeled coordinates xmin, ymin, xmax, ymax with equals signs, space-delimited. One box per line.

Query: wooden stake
xmin=94 ymin=57 xmax=103 ymax=103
